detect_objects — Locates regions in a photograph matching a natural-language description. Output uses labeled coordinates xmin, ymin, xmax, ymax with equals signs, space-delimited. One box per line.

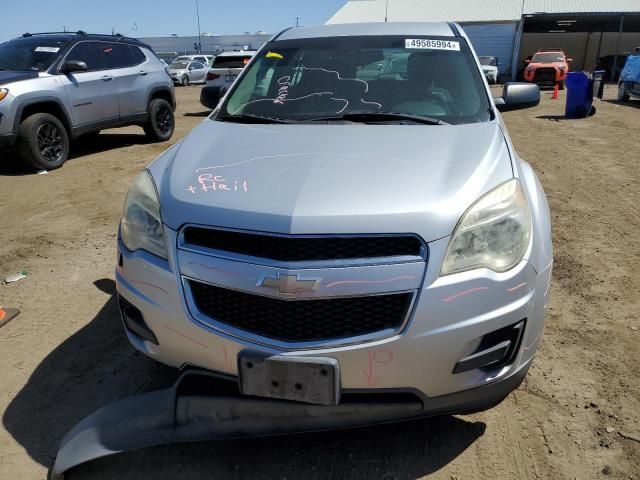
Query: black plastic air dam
xmin=50 ymin=364 xmax=531 ymax=479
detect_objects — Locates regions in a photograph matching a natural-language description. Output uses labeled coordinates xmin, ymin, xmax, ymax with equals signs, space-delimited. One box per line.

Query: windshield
xmin=0 ymin=37 xmax=69 ymax=72
xmin=479 ymin=57 xmax=497 ymax=66
xmin=532 ymin=53 xmax=565 ymax=63
xmin=219 ymin=36 xmax=490 ymax=124
xmin=170 ymin=62 xmax=189 ymax=69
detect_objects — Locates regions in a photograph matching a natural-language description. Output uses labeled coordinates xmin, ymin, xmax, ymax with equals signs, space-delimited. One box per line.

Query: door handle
xmin=101 ymin=75 xmax=113 ymax=81
xmin=139 ymin=70 xmax=148 ymax=76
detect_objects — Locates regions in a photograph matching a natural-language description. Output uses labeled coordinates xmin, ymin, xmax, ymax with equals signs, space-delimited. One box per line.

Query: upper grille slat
xmin=182 ymin=227 xmax=422 ymax=262
xmin=189 ymin=280 xmax=413 ymax=343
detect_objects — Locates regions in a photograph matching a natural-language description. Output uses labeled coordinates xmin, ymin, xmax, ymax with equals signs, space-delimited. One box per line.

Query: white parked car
xmin=174 ymin=54 xmax=213 ymax=66
xmin=479 ymin=56 xmax=500 ymax=84
xmin=168 ymin=60 xmax=208 ymax=86
xmin=205 ymin=50 xmax=256 ymax=88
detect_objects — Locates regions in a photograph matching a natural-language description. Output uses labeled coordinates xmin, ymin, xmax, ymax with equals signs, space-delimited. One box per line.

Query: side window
xmin=192 ymin=62 xmax=205 ymax=70
xmin=66 ymin=42 xmax=104 ymax=71
xmin=102 ymin=43 xmax=135 ymax=69
xmin=129 ymin=46 xmax=147 ymax=64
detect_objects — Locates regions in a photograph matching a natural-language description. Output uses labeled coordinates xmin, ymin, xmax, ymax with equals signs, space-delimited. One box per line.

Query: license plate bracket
xmin=238 ymin=355 xmax=340 ymax=406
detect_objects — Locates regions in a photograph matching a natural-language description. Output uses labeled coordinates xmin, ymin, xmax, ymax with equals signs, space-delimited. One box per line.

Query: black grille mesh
xmin=189 ymin=281 xmax=413 ymax=342
xmin=183 ymin=228 xmax=422 ymax=262
xmin=534 ymin=68 xmax=557 ymax=83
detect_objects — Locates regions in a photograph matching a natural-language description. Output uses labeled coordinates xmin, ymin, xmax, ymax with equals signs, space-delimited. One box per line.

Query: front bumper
xmin=483 ymin=71 xmax=498 ymax=82
xmin=116 ymin=227 xmax=551 ymax=403
xmin=524 ymin=68 xmax=567 ymax=85
xmin=50 ymin=361 xmax=530 ymax=479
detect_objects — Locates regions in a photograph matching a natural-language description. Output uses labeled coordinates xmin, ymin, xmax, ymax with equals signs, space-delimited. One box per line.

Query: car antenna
xmin=385 ymin=0 xmax=389 ymax=22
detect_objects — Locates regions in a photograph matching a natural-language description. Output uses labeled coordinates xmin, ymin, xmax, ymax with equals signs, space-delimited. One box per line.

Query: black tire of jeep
xmin=558 ymin=80 xmax=565 ymax=91
xmin=618 ymin=82 xmax=630 ymax=102
xmin=181 ymin=75 xmax=189 ymax=87
xmin=144 ymin=98 xmax=175 ymax=142
xmin=17 ymin=113 xmax=69 ymax=171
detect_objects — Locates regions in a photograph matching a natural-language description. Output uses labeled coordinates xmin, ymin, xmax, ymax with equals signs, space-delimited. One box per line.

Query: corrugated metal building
xmin=328 ymin=0 xmax=640 ymax=80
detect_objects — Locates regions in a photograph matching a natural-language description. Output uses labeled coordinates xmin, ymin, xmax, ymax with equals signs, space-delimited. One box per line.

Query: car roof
xmin=14 ymin=32 xmax=150 ymax=49
xmin=276 ymin=22 xmax=456 ymax=41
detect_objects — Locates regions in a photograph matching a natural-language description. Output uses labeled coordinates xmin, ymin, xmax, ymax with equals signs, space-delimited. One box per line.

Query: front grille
xmin=534 ymin=68 xmax=557 ymax=84
xmin=182 ymin=227 xmax=422 ymax=262
xmin=189 ymin=280 xmax=413 ymax=342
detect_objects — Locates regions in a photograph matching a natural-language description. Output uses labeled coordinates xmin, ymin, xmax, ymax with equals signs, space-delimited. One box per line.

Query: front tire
xmin=618 ymin=82 xmax=630 ymax=102
xmin=144 ymin=98 xmax=174 ymax=142
xmin=557 ymin=80 xmax=565 ymax=91
xmin=17 ymin=113 xmax=69 ymax=171
xmin=181 ymin=75 xmax=189 ymax=87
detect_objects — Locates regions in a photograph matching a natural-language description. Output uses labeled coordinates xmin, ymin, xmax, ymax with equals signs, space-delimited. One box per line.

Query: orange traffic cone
xmin=551 ymin=83 xmax=559 ymax=99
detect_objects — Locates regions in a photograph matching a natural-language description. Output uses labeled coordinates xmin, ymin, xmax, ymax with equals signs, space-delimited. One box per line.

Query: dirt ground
xmin=0 ymin=85 xmax=638 ymax=480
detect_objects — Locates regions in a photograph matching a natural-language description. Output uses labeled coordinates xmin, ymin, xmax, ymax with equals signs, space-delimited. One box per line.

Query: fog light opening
xmin=453 ymin=320 xmax=526 ymax=374
xmin=118 ymin=295 xmax=159 ymax=345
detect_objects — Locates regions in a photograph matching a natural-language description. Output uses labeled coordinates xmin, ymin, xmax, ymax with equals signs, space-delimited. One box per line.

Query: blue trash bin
xmin=565 ymin=71 xmax=593 ymax=119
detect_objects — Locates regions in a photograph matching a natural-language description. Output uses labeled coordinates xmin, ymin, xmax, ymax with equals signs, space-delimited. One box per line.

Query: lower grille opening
xmin=119 ymin=295 xmax=159 ymax=345
xmin=189 ymin=280 xmax=413 ymax=343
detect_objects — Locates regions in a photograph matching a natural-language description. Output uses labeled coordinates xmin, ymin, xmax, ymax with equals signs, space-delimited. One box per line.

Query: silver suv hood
xmin=155 ymin=120 xmax=513 ymax=242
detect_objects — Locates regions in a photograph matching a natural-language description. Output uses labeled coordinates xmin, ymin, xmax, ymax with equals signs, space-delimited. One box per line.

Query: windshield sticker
xmin=35 ymin=46 xmax=60 ymax=53
xmin=266 ymin=51 xmax=284 ymax=60
xmin=405 ymin=39 xmax=460 ymax=51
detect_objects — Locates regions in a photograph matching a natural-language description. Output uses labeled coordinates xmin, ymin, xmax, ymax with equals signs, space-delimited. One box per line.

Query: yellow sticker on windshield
xmin=266 ymin=51 xmax=284 ymax=60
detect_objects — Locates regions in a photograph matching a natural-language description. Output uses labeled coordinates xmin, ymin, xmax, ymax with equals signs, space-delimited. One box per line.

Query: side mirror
xmin=495 ymin=82 xmax=540 ymax=112
xmin=524 ymin=59 xmax=531 ymax=64
xmin=60 ymin=60 xmax=88 ymax=74
xmin=200 ymin=85 xmax=228 ymax=109
xmin=567 ymin=58 xmax=573 ymax=63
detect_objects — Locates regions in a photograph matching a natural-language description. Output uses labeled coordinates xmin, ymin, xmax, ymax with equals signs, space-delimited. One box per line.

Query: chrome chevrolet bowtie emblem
xmin=258 ymin=273 xmax=320 ymax=296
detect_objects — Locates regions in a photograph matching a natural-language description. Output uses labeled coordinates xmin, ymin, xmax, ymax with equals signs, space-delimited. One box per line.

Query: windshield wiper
xmin=307 ymin=112 xmax=449 ymax=125
xmin=216 ymin=113 xmax=296 ymax=124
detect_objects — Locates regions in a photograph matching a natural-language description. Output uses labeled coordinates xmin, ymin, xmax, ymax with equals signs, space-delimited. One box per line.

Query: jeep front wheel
xmin=144 ymin=98 xmax=174 ymax=142
xmin=618 ymin=82 xmax=630 ymax=102
xmin=17 ymin=113 xmax=69 ymax=171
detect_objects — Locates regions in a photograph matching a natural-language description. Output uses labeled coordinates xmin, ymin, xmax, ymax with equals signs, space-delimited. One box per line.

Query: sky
xmin=1 ymin=0 xmax=349 ymax=42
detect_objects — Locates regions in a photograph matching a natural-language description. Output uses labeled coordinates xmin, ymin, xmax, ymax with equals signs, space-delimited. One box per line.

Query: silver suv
xmin=117 ymin=23 xmax=551 ymax=418
xmin=0 ymin=31 xmax=175 ymax=170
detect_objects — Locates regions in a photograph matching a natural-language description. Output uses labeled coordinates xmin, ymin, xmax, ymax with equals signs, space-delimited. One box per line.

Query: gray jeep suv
xmin=0 ymin=31 xmax=175 ymax=170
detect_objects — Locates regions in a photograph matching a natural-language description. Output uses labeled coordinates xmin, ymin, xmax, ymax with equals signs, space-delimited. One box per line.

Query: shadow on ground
xmin=604 ymin=99 xmax=640 ymax=109
xmin=3 ymin=279 xmax=486 ymax=479
xmin=0 ymin=132 xmax=156 ymax=176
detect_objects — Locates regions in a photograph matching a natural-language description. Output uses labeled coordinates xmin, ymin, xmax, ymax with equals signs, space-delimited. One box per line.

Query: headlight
xmin=441 ymin=179 xmax=531 ymax=276
xmin=120 ymin=170 xmax=167 ymax=259
xmin=0 ymin=88 xmax=8 ymax=102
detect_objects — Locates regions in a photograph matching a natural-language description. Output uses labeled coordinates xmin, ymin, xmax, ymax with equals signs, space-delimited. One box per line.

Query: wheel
xmin=144 ymin=98 xmax=174 ymax=142
xmin=17 ymin=113 xmax=69 ymax=171
xmin=618 ymin=82 xmax=630 ymax=102
xmin=558 ymin=81 xmax=565 ymax=91
xmin=181 ymin=75 xmax=189 ymax=87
